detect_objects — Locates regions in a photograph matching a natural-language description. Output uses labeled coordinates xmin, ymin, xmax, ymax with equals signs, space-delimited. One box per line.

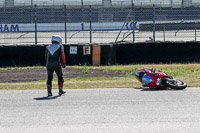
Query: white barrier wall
xmin=0 ymin=20 xmax=199 ymax=32
xmin=0 ymin=22 xmax=138 ymax=32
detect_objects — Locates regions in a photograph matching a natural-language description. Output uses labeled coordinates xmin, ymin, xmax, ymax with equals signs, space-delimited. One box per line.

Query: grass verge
xmin=0 ymin=77 xmax=141 ymax=90
xmin=0 ymin=64 xmax=200 ymax=90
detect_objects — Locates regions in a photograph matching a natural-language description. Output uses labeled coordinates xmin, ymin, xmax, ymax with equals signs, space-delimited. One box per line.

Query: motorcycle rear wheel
xmin=166 ymin=79 xmax=187 ymax=90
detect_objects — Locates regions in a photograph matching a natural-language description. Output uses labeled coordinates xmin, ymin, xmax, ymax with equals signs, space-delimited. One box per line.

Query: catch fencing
xmin=1 ymin=4 xmax=200 ymax=44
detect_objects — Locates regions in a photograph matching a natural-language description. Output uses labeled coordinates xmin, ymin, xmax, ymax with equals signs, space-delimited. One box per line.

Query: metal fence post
xmin=195 ymin=22 xmax=197 ymax=41
xmin=34 ymin=4 xmax=37 ymax=45
xmin=64 ymin=5 xmax=67 ymax=44
xmin=131 ymin=2 xmax=135 ymax=42
xmin=153 ymin=4 xmax=156 ymax=42
xmin=89 ymin=5 xmax=92 ymax=43
xmin=31 ymin=0 xmax=33 ymax=8
xmin=163 ymin=23 xmax=166 ymax=41
xmin=81 ymin=0 xmax=84 ymax=21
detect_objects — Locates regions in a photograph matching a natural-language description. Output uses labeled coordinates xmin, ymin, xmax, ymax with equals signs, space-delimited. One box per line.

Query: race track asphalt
xmin=0 ymin=88 xmax=200 ymax=133
xmin=1 ymin=30 xmax=198 ymax=45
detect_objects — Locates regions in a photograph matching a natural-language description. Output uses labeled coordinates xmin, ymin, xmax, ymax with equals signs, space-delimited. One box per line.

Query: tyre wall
xmin=66 ymin=44 xmax=92 ymax=65
xmin=0 ymin=45 xmax=46 ymax=67
xmin=101 ymin=45 xmax=116 ymax=65
xmin=0 ymin=42 xmax=200 ymax=67
xmin=0 ymin=45 xmax=93 ymax=67
xmin=116 ymin=42 xmax=200 ymax=64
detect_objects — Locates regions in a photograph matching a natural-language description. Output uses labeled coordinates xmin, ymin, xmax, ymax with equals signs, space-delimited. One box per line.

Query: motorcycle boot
xmin=58 ymin=76 xmax=65 ymax=96
xmin=47 ymin=85 xmax=53 ymax=97
xmin=58 ymin=84 xmax=66 ymax=96
xmin=59 ymin=89 xmax=66 ymax=96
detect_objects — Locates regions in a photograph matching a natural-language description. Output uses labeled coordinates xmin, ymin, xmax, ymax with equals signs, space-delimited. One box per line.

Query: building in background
xmin=5 ymin=0 xmax=14 ymax=7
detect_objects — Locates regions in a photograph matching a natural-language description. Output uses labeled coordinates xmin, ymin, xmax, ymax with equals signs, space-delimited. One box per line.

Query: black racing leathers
xmin=45 ymin=43 xmax=66 ymax=89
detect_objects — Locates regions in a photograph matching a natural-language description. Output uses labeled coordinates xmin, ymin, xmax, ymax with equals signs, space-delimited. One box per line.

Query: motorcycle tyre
xmin=166 ymin=79 xmax=187 ymax=90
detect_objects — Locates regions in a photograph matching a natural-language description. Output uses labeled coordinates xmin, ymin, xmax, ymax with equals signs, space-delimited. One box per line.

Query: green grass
xmin=0 ymin=64 xmax=200 ymax=90
xmin=0 ymin=77 xmax=140 ymax=90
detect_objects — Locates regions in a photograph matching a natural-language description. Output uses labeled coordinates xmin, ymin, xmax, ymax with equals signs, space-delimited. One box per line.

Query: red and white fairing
xmin=135 ymin=67 xmax=169 ymax=89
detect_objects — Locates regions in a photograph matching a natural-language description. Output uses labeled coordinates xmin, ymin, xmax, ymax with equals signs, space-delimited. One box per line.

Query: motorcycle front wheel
xmin=166 ymin=79 xmax=187 ymax=90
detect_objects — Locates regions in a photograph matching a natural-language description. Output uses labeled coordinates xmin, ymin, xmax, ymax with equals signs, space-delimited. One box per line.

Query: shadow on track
xmin=34 ymin=95 xmax=61 ymax=100
xmin=135 ymin=88 xmax=177 ymax=91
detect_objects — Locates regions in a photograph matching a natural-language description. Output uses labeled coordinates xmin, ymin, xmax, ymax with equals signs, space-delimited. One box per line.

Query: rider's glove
xmin=61 ymin=63 xmax=66 ymax=68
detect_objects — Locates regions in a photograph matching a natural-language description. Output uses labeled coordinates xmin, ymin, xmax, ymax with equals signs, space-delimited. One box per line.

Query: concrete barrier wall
xmin=0 ymin=42 xmax=200 ymax=67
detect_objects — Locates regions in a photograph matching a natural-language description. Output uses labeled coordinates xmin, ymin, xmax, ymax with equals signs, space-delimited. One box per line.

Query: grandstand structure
xmin=1 ymin=0 xmax=200 ymax=44
xmin=1 ymin=0 xmax=199 ymax=8
xmin=0 ymin=0 xmax=199 ymax=24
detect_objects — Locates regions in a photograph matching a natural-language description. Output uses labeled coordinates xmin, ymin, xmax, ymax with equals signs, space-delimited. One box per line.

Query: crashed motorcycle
xmin=135 ymin=67 xmax=187 ymax=90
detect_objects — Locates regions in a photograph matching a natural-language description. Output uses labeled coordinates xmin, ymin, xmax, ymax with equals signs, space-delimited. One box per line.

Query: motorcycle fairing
xmin=142 ymin=74 xmax=153 ymax=84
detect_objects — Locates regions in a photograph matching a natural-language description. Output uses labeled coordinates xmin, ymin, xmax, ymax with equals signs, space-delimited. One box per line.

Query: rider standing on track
xmin=45 ymin=35 xmax=66 ymax=97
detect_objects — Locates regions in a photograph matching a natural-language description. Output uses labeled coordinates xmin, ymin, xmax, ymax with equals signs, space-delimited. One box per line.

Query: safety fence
xmin=1 ymin=4 xmax=200 ymax=44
